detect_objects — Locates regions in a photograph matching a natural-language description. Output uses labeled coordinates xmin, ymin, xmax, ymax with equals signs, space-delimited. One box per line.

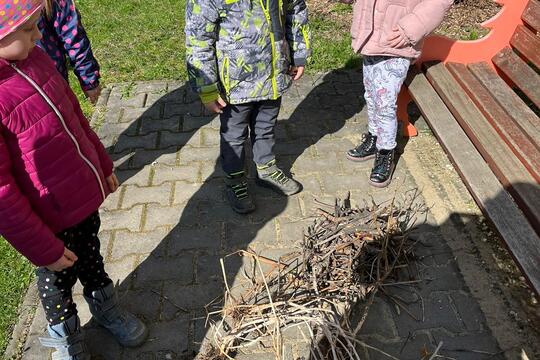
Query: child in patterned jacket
xmin=346 ymin=0 xmax=453 ymax=187
xmin=186 ymin=0 xmax=311 ymax=214
xmin=38 ymin=0 xmax=101 ymax=103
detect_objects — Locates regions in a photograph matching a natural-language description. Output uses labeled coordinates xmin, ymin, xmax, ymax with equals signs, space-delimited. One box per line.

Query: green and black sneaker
xmin=224 ymin=171 xmax=256 ymax=214
xmin=256 ymin=159 xmax=302 ymax=196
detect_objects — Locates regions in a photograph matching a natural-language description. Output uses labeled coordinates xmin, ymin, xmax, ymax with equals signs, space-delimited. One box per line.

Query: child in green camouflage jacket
xmin=186 ymin=0 xmax=311 ymax=214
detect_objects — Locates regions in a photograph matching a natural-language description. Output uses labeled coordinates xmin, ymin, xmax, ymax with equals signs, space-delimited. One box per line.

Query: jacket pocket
xmin=380 ymin=4 xmax=408 ymax=46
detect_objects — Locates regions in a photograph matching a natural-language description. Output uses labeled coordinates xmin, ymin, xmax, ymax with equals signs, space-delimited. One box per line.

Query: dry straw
xmin=200 ymin=189 xmax=428 ymax=359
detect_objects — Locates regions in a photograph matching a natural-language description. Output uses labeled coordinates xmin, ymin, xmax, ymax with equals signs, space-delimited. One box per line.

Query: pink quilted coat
xmin=0 ymin=47 xmax=113 ymax=266
xmin=351 ymin=0 xmax=453 ymax=59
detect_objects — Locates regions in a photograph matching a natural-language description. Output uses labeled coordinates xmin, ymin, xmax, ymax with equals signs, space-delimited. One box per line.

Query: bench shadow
xmin=308 ymin=184 xmax=540 ymax=359
xmin=84 ymin=65 xmax=366 ymax=359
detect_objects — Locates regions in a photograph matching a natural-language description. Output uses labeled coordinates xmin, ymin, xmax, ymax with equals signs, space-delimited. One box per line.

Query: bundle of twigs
xmin=201 ymin=190 xmax=427 ymax=360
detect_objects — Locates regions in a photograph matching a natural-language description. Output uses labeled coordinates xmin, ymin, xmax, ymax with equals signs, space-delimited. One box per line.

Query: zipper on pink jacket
xmin=10 ymin=63 xmax=107 ymax=201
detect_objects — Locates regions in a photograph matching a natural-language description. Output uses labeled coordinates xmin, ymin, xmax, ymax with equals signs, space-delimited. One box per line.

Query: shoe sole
xmin=255 ymin=178 xmax=302 ymax=196
xmin=346 ymin=153 xmax=376 ymax=162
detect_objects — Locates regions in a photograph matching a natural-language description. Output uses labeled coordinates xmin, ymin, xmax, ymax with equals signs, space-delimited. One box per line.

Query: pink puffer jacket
xmin=351 ymin=0 xmax=453 ymax=59
xmin=0 ymin=47 xmax=112 ymax=266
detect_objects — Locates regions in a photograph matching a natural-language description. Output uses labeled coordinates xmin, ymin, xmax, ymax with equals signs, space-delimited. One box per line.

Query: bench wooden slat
xmin=468 ymin=62 xmax=540 ymax=146
xmin=492 ymin=47 xmax=540 ymax=109
xmin=447 ymin=62 xmax=540 ymax=182
xmin=511 ymin=24 xmax=540 ymax=69
xmin=406 ymin=70 xmax=540 ymax=295
xmin=424 ymin=62 xmax=540 ymax=232
xmin=522 ymin=0 xmax=540 ymax=32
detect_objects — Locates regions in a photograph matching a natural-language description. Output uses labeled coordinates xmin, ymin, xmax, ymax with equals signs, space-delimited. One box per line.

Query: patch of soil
xmin=308 ymin=0 xmax=502 ymax=40
xmin=436 ymin=0 xmax=501 ymax=40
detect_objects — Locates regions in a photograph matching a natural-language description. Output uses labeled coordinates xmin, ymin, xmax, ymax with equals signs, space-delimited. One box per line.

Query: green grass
xmin=0 ymin=238 xmax=33 ymax=354
xmin=0 ymin=0 xmax=355 ymax=354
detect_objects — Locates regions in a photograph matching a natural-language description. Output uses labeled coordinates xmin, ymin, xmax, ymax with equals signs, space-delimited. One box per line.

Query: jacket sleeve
xmin=398 ymin=0 xmax=454 ymax=45
xmin=52 ymin=0 xmax=101 ymax=91
xmin=0 ymin=132 xmax=64 ymax=266
xmin=66 ymin=89 xmax=113 ymax=178
xmin=285 ymin=0 xmax=312 ymax=66
xmin=185 ymin=0 xmax=221 ymax=104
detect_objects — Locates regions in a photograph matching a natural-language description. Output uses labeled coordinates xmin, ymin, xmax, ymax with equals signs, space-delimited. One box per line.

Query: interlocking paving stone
xmin=17 ymin=72 xmax=503 ymax=360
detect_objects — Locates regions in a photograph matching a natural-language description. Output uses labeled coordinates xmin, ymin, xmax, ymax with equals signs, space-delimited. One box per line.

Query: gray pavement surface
xmin=14 ymin=71 xmax=504 ymax=360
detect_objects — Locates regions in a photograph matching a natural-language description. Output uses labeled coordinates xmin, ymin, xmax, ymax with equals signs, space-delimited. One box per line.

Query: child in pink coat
xmin=346 ymin=0 xmax=453 ymax=187
xmin=0 ymin=1 xmax=146 ymax=358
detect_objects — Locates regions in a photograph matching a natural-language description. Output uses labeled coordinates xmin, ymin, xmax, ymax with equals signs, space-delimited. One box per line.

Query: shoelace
xmin=373 ymin=151 xmax=392 ymax=175
xmin=357 ymin=133 xmax=376 ymax=153
xmin=231 ymin=181 xmax=249 ymax=199
xmin=269 ymin=169 xmax=290 ymax=184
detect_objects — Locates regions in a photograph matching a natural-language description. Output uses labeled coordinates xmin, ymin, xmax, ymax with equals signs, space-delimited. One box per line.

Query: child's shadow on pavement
xmin=86 ymin=64 xmax=365 ymax=359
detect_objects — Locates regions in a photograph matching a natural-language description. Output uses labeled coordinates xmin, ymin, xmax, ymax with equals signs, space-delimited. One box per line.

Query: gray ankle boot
xmin=39 ymin=315 xmax=91 ymax=360
xmin=84 ymin=283 xmax=148 ymax=347
xmin=256 ymin=159 xmax=302 ymax=196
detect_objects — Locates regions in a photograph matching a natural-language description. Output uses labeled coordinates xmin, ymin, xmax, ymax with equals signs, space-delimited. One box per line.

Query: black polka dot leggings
xmin=36 ymin=212 xmax=112 ymax=325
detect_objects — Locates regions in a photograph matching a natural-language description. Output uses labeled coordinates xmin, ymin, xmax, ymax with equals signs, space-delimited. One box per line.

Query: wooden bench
xmin=399 ymin=0 xmax=540 ymax=295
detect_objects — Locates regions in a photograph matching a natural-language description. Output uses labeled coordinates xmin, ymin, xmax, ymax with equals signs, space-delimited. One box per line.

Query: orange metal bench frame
xmin=399 ymin=0 xmax=529 ymax=137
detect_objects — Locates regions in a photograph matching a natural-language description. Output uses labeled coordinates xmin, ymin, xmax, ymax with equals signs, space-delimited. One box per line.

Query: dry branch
xmin=201 ymin=190 xmax=427 ymax=359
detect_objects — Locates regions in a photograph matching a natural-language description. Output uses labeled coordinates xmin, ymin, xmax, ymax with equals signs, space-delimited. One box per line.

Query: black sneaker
xmin=346 ymin=132 xmax=377 ymax=162
xmin=224 ymin=171 xmax=256 ymax=214
xmin=369 ymin=149 xmax=395 ymax=188
xmin=256 ymin=160 xmax=302 ymax=196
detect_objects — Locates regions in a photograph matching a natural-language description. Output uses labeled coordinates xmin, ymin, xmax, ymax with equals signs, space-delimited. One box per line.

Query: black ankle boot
xmin=369 ymin=149 xmax=395 ymax=188
xmin=346 ymin=132 xmax=377 ymax=162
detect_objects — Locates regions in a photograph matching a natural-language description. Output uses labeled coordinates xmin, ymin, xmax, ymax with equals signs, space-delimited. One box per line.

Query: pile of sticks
xmin=202 ymin=190 xmax=427 ymax=360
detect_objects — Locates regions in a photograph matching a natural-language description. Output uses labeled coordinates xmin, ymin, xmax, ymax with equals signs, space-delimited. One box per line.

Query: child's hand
xmin=289 ymin=66 xmax=305 ymax=81
xmin=84 ymin=85 xmax=102 ymax=104
xmin=204 ymin=97 xmax=227 ymax=114
xmin=46 ymin=247 xmax=78 ymax=272
xmin=387 ymin=26 xmax=409 ymax=48
xmin=106 ymin=173 xmax=120 ymax=193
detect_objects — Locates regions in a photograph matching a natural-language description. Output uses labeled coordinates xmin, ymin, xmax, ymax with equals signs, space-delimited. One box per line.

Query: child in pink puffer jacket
xmin=0 ymin=1 xmax=147 ymax=358
xmin=346 ymin=0 xmax=453 ymax=187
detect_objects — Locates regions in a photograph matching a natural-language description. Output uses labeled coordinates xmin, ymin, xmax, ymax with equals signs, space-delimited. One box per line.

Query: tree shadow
xmin=84 ymin=64 xmax=366 ymax=359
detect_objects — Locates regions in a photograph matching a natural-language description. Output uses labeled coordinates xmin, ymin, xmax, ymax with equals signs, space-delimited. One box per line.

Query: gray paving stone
xmin=393 ymin=291 xmax=466 ymax=337
xmin=133 ymin=256 xmax=194 ymax=288
xmin=200 ymin=128 xmax=220 ymax=147
xmin=105 ymin=256 xmax=138 ymax=286
xmin=167 ymin=227 xmax=221 ymax=254
xmin=164 ymin=101 xmax=203 ymax=117
xmin=116 ymin=166 xmax=153 ymax=186
xmin=131 ymin=150 xmax=178 ymax=169
xmin=357 ymin=298 xmax=399 ymax=339
xmin=100 ymin=205 xmax=144 ymax=232
xmin=17 ymin=74 xmax=503 ymax=360
xmin=139 ymin=117 xmax=182 ymax=135
xmin=111 ymin=228 xmax=169 ymax=261
xmin=101 ymin=186 xmax=122 ymax=210
xmin=178 ymin=146 xmax=220 ymax=164
xmin=159 ymin=131 xmax=200 ymax=149
xmin=223 ymin=221 xmax=278 ymax=251
xmin=153 ymin=164 xmax=199 ymax=185
xmin=183 ymin=114 xmax=218 ymax=131
xmin=114 ymin=132 xmax=158 ymax=153
xmin=144 ymin=204 xmax=199 ymax=231
xmin=122 ymin=183 xmax=173 ymax=209
xmin=430 ymin=329 xmax=503 ymax=360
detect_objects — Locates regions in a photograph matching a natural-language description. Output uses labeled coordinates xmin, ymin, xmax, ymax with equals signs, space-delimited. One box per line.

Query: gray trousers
xmin=220 ymin=98 xmax=281 ymax=174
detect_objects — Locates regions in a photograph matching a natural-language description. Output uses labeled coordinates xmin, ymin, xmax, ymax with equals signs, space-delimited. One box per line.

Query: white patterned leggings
xmin=363 ymin=56 xmax=411 ymax=150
